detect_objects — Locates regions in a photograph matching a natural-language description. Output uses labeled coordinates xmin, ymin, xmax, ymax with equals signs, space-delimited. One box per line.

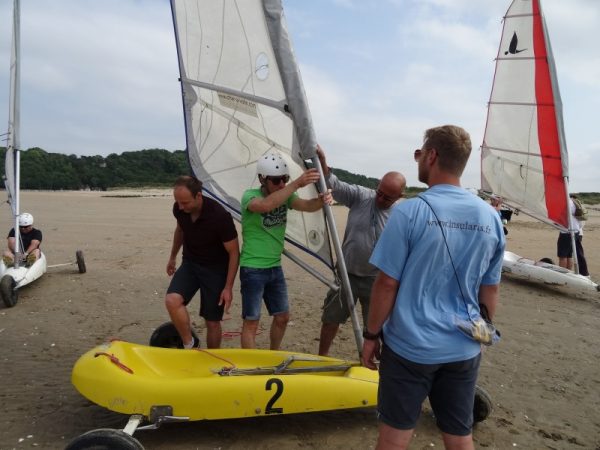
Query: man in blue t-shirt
xmin=362 ymin=125 xmax=505 ymax=450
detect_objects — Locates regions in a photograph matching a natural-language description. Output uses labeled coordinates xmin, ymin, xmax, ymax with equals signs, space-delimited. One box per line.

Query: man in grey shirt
xmin=317 ymin=146 xmax=406 ymax=356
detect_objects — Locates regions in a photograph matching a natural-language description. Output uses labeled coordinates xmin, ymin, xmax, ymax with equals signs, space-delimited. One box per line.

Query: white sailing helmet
xmin=256 ymin=151 xmax=289 ymax=177
xmin=19 ymin=213 xmax=34 ymax=227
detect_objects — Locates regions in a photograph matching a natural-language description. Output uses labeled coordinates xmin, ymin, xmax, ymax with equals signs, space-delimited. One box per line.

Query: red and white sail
xmin=481 ymin=0 xmax=570 ymax=230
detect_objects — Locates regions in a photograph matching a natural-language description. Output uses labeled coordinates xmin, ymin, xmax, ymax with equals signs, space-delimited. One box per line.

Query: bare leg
xmin=441 ymin=432 xmax=475 ymax=450
xmin=205 ymin=320 xmax=222 ymax=349
xmin=165 ymin=293 xmax=193 ymax=346
xmin=241 ymin=319 xmax=260 ymax=349
xmin=375 ymin=423 xmax=413 ymax=450
xmin=270 ymin=312 xmax=289 ymax=350
xmin=318 ymin=322 xmax=340 ymax=356
xmin=558 ymin=257 xmax=573 ymax=270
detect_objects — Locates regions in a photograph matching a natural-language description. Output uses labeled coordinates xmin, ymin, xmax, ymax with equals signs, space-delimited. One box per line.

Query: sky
xmin=1 ymin=0 xmax=599 ymax=192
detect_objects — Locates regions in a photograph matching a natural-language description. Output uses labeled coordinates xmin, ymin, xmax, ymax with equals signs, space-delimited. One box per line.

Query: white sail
xmin=481 ymin=0 xmax=570 ymax=230
xmin=170 ymin=0 xmax=334 ymax=270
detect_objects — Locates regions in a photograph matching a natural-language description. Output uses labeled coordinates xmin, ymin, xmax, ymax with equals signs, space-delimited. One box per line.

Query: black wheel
xmin=64 ymin=428 xmax=144 ymax=450
xmin=473 ymin=385 xmax=493 ymax=423
xmin=149 ymin=321 xmax=200 ymax=348
xmin=76 ymin=250 xmax=87 ymax=274
xmin=0 ymin=275 xmax=18 ymax=308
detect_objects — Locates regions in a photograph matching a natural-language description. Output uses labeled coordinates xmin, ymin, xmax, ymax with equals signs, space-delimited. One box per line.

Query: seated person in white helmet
xmin=3 ymin=213 xmax=42 ymax=267
xmin=239 ymin=151 xmax=333 ymax=350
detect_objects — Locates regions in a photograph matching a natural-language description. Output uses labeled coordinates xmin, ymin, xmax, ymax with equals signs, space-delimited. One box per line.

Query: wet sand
xmin=0 ymin=190 xmax=599 ymax=449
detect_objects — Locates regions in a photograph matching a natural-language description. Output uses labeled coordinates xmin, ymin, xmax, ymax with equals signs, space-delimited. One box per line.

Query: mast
xmin=537 ymin=0 xmax=580 ymax=273
xmin=261 ymin=0 xmax=363 ymax=355
xmin=6 ymin=0 xmax=23 ymax=267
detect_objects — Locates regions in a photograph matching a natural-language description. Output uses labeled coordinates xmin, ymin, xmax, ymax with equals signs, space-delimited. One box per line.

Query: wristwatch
xmin=362 ymin=329 xmax=381 ymax=340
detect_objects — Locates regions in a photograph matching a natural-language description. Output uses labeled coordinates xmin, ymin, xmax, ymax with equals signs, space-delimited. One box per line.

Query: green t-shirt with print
xmin=240 ymin=187 xmax=298 ymax=268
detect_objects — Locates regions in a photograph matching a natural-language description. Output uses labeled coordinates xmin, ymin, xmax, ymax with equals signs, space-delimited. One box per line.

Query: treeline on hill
xmin=0 ymin=147 xmax=189 ymax=190
xmin=0 ymin=146 xmax=596 ymax=202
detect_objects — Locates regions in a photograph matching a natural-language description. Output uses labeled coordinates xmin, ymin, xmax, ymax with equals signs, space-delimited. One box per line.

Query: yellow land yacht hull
xmin=71 ymin=340 xmax=378 ymax=421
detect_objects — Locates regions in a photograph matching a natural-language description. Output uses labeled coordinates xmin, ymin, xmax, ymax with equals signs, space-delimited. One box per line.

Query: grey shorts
xmin=321 ymin=273 xmax=375 ymax=325
xmin=378 ymin=344 xmax=481 ymax=436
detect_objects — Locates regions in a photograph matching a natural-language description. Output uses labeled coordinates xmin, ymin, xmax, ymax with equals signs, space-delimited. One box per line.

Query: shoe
xmin=183 ymin=335 xmax=201 ymax=349
xmin=2 ymin=256 xmax=13 ymax=267
xmin=26 ymin=253 xmax=37 ymax=267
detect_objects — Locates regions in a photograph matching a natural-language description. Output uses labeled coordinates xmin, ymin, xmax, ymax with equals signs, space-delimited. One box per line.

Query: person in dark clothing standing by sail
xmin=164 ymin=176 xmax=240 ymax=349
xmin=557 ymin=194 xmax=589 ymax=277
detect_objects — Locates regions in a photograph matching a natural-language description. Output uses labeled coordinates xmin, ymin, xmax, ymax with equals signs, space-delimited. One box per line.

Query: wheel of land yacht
xmin=64 ymin=428 xmax=144 ymax=450
xmin=0 ymin=275 xmax=18 ymax=308
xmin=473 ymin=385 xmax=493 ymax=423
xmin=76 ymin=250 xmax=86 ymax=274
xmin=538 ymin=257 xmax=555 ymax=265
xmin=149 ymin=321 xmax=200 ymax=348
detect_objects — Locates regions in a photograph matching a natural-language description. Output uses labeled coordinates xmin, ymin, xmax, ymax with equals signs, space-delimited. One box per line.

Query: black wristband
xmin=362 ymin=329 xmax=381 ymax=340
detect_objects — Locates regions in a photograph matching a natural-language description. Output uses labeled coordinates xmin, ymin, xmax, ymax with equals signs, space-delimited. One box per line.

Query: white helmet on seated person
xmin=256 ymin=151 xmax=289 ymax=177
xmin=18 ymin=213 xmax=34 ymax=227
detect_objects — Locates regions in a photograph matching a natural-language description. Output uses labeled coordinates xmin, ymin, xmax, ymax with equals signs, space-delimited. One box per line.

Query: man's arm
xmin=247 ymin=168 xmax=321 ymax=213
xmin=316 ymin=145 xmax=364 ymax=207
xmin=7 ymin=237 xmax=16 ymax=253
xmin=362 ymin=271 xmax=400 ymax=369
xmin=290 ymin=190 xmax=333 ymax=212
xmin=478 ymin=284 xmax=499 ymax=322
xmin=24 ymin=239 xmax=41 ymax=254
xmin=219 ymin=238 xmax=240 ymax=313
xmin=166 ymin=224 xmax=184 ymax=276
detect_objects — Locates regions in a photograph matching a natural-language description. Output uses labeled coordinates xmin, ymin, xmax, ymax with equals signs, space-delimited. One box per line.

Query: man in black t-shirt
xmin=3 ymin=212 xmax=42 ymax=268
xmin=165 ymin=176 xmax=240 ymax=349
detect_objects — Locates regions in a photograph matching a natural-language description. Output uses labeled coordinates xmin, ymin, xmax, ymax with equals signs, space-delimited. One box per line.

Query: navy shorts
xmin=167 ymin=260 xmax=227 ymax=321
xmin=378 ymin=344 xmax=481 ymax=436
xmin=557 ymin=232 xmax=580 ymax=258
xmin=240 ymin=266 xmax=288 ymax=320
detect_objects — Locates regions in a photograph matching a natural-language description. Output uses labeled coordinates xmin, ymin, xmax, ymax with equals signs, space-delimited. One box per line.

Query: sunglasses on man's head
xmin=266 ymin=175 xmax=289 ymax=184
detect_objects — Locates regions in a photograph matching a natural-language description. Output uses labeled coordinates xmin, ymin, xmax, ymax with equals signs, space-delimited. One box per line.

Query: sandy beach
xmin=0 ymin=189 xmax=599 ymax=450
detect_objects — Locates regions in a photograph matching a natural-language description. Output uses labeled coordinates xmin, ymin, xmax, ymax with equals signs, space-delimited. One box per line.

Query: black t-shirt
xmin=173 ymin=196 xmax=237 ymax=268
xmin=8 ymin=227 xmax=43 ymax=251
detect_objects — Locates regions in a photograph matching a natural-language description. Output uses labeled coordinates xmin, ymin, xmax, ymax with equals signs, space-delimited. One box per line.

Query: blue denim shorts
xmin=378 ymin=344 xmax=481 ymax=436
xmin=240 ymin=266 xmax=288 ymax=320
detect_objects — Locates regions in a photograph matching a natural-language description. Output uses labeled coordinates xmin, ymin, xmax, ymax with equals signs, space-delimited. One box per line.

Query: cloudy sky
xmin=1 ymin=0 xmax=599 ymax=192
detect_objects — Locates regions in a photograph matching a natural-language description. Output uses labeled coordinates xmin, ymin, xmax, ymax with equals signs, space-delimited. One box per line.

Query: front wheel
xmin=64 ymin=428 xmax=144 ymax=450
xmin=0 ymin=275 xmax=18 ymax=308
xmin=149 ymin=321 xmax=200 ymax=348
xmin=76 ymin=250 xmax=86 ymax=274
xmin=473 ymin=385 xmax=493 ymax=423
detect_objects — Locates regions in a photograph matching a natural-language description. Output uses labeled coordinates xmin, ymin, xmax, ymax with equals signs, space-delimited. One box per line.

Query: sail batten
xmin=481 ymin=0 xmax=569 ymax=230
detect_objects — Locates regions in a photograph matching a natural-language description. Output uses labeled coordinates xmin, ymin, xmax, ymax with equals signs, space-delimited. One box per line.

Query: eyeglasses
xmin=19 ymin=225 xmax=32 ymax=229
xmin=413 ymin=149 xmax=423 ymax=161
xmin=266 ymin=175 xmax=289 ymax=185
xmin=376 ymin=189 xmax=397 ymax=203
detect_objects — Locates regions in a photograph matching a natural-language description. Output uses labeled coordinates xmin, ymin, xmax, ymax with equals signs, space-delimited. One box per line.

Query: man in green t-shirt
xmin=240 ymin=151 xmax=332 ymax=350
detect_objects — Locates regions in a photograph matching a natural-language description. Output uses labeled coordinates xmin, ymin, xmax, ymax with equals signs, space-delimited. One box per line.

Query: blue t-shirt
xmin=370 ymin=185 xmax=505 ymax=364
